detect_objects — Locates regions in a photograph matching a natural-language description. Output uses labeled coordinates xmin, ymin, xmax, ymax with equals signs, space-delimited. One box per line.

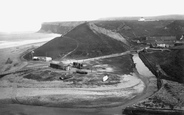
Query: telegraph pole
xmin=31 ymin=50 xmax=34 ymax=59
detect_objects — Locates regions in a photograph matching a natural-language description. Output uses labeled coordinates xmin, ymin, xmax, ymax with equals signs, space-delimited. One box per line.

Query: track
xmin=61 ymin=36 xmax=79 ymax=59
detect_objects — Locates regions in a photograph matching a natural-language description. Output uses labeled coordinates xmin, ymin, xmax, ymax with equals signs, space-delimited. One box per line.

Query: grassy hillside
xmin=166 ymin=20 xmax=184 ymax=36
xmin=24 ymin=22 xmax=127 ymax=60
xmin=139 ymin=49 xmax=184 ymax=83
xmin=94 ymin=20 xmax=184 ymax=40
xmin=94 ymin=20 xmax=175 ymax=38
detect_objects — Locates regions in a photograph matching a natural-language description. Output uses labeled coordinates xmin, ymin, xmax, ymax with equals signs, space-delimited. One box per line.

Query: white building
xmin=138 ymin=17 xmax=145 ymax=21
xmin=32 ymin=56 xmax=52 ymax=62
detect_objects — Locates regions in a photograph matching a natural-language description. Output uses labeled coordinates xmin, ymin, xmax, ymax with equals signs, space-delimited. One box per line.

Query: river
xmin=0 ymin=54 xmax=155 ymax=115
xmin=132 ymin=54 xmax=154 ymax=77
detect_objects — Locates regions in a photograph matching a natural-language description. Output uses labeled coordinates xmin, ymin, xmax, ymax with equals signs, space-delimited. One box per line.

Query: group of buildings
xmin=132 ymin=35 xmax=184 ymax=48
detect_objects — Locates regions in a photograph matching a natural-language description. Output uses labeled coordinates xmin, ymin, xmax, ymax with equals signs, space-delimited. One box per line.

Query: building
xmin=150 ymin=41 xmax=175 ymax=48
xmin=50 ymin=61 xmax=70 ymax=70
xmin=175 ymin=40 xmax=184 ymax=46
xmin=145 ymin=36 xmax=176 ymax=48
xmin=32 ymin=56 xmax=52 ymax=62
xmin=76 ymin=70 xmax=88 ymax=74
xmin=138 ymin=17 xmax=145 ymax=21
xmin=73 ymin=62 xmax=83 ymax=69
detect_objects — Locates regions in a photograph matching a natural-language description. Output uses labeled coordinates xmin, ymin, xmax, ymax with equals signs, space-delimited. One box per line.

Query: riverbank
xmin=123 ymin=50 xmax=184 ymax=115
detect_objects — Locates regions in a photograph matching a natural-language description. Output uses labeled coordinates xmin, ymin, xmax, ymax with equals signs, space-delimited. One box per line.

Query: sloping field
xmin=139 ymin=49 xmax=184 ymax=83
xmin=24 ymin=22 xmax=127 ymax=60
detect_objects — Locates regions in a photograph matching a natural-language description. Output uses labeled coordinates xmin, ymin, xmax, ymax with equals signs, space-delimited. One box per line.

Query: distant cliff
xmin=39 ymin=21 xmax=84 ymax=35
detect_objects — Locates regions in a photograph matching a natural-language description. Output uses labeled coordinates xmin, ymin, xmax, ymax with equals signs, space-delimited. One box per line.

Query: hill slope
xmin=24 ymin=22 xmax=128 ymax=60
xmin=94 ymin=20 xmax=184 ymax=39
xmin=139 ymin=49 xmax=184 ymax=83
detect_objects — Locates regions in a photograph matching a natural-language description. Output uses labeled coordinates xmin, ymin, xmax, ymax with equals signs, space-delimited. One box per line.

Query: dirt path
xmin=0 ymin=42 xmax=45 ymax=74
xmin=62 ymin=51 xmax=131 ymax=64
xmin=61 ymin=36 xmax=79 ymax=59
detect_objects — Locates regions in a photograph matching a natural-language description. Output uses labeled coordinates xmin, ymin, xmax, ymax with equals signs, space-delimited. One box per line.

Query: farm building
xmin=50 ymin=61 xmax=70 ymax=70
xmin=131 ymin=37 xmax=147 ymax=43
xmin=150 ymin=41 xmax=175 ymax=48
xmin=175 ymin=40 xmax=184 ymax=46
xmin=32 ymin=56 xmax=52 ymax=62
xmin=138 ymin=17 xmax=145 ymax=21
xmin=76 ymin=70 xmax=88 ymax=74
xmin=73 ymin=62 xmax=83 ymax=69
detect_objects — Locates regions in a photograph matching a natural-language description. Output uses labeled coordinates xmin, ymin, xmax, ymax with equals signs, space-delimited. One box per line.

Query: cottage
xmin=32 ymin=56 xmax=39 ymax=61
xmin=50 ymin=61 xmax=70 ymax=70
xmin=76 ymin=70 xmax=88 ymax=74
xmin=73 ymin=62 xmax=83 ymax=69
xmin=50 ymin=61 xmax=60 ymax=69
xmin=138 ymin=17 xmax=145 ymax=21
xmin=151 ymin=41 xmax=175 ymax=48
xmin=146 ymin=36 xmax=176 ymax=41
xmin=32 ymin=56 xmax=52 ymax=62
xmin=175 ymin=40 xmax=184 ymax=46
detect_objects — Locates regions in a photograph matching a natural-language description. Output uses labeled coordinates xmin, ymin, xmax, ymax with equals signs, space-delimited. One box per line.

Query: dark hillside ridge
xmin=24 ymin=22 xmax=127 ymax=60
xmin=139 ymin=49 xmax=184 ymax=83
xmin=39 ymin=21 xmax=84 ymax=35
xmin=39 ymin=20 xmax=184 ymax=39
xmin=94 ymin=20 xmax=184 ymax=38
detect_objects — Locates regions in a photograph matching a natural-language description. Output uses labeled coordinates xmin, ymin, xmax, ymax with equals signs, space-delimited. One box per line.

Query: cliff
xmin=39 ymin=21 xmax=84 ymax=35
xmin=88 ymin=23 xmax=129 ymax=46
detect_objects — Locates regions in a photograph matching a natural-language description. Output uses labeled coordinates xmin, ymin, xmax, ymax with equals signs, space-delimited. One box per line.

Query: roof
xmin=50 ymin=61 xmax=60 ymax=64
xmin=175 ymin=40 xmax=184 ymax=43
xmin=147 ymin=36 xmax=176 ymax=41
xmin=155 ymin=40 xmax=175 ymax=44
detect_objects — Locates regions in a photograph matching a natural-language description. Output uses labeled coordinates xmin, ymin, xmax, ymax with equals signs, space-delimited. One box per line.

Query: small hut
xmin=50 ymin=61 xmax=69 ymax=70
xmin=73 ymin=62 xmax=83 ymax=69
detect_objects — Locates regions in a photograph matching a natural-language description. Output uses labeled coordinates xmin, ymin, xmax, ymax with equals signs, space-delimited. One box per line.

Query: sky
xmin=0 ymin=0 xmax=183 ymax=32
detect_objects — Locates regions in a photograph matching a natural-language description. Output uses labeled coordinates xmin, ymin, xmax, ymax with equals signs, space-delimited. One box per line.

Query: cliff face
xmin=88 ymin=23 xmax=129 ymax=46
xmin=39 ymin=21 xmax=84 ymax=35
